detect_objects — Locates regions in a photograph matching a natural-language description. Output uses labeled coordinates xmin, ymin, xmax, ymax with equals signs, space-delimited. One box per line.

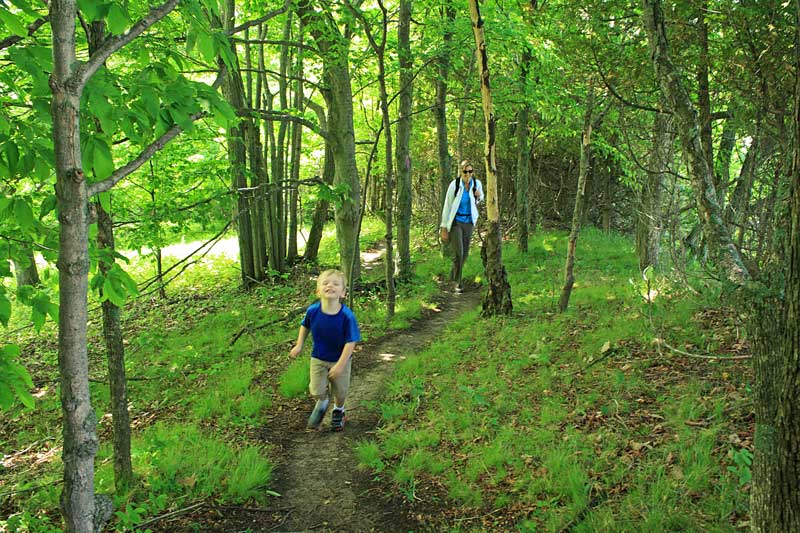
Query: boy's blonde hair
xmin=316 ymin=269 xmax=347 ymax=293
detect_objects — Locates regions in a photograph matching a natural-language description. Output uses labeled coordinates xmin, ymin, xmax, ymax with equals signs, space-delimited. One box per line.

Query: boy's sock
xmin=333 ymin=405 xmax=344 ymax=412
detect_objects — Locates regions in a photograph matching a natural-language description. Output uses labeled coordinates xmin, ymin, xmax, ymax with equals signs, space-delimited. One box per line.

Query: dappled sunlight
xmin=378 ymin=352 xmax=404 ymax=362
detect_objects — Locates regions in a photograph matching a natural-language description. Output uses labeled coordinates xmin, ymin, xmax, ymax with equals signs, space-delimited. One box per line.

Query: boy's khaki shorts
xmin=309 ymin=357 xmax=352 ymax=400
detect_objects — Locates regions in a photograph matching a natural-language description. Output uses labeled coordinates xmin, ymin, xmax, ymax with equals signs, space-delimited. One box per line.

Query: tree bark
xmin=50 ymin=2 xmax=98 ymax=529
xmin=12 ymin=246 xmax=41 ymax=288
xmin=87 ymin=19 xmax=133 ymax=495
xmin=219 ymin=0 xmax=256 ymax=287
xmin=436 ymin=1 xmax=455 ymax=256
xmin=395 ymin=0 xmax=413 ymax=280
xmin=304 ymin=102 xmax=332 ymax=263
xmin=468 ymin=0 xmax=512 ymax=316
xmin=296 ymin=1 xmax=361 ymax=285
xmin=559 ymin=84 xmax=594 ymax=313
xmin=96 ymin=200 xmax=133 ymax=493
xmin=515 ymin=48 xmax=532 ymax=253
xmin=287 ymin=18 xmax=304 ymax=264
xmin=749 ymin=2 xmax=800 ymax=529
xmin=636 ymin=100 xmax=673 ymax=271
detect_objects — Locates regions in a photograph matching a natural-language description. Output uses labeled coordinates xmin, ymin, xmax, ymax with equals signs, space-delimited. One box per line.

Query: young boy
xmin=290 ymin=269 xmax=361 ymax=431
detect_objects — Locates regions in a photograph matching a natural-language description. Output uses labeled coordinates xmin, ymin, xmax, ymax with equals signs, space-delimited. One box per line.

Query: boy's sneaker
xmin=331 ymin=408 xmax=346 ymax=432
xmin=307 ymin=399 xmax=329 ymax=429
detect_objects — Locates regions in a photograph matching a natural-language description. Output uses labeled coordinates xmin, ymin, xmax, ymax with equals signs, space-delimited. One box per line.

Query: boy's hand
xmin=289 ymin=344 xmax=303 ymax=357
xmin=440 ymin=227 xmax=449 ymax=243
xmin=328 ymin=363 xmax=343 ymax=380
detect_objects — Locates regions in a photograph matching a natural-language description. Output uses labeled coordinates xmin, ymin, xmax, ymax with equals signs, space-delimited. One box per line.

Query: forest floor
xmin=154 ymin=273 xmax=482 ymax=532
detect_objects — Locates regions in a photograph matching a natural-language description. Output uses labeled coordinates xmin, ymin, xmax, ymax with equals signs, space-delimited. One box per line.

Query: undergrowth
xmin=358 ymin=228 xmax=753 ymax=532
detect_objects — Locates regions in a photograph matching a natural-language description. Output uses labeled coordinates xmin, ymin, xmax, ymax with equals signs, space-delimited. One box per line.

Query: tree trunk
xmin=749 ymin=2 xmax=800 ymax=529
xmin=287 ymin=20 xmax=304 ymax=264
xmin=515 ymin=48 xmax=532 ymax=253
xmin=714 ymin=118 xmax=736 ymax=209
xmin=95 ymin=200 xmax=133 ymax=492
xmin=13 ymin=246 xmax=40 ymax=288
xmin=50 ymin=3 xmax=98 ymax=529
xmin=641 ymin=0 xmax=750 ymax=284
xmin=219 ymin=1 xmax=256 ymax=287
xmin=436 ymin=1 xmax=455 ymax=256
xmin=395 ymin=0 xmax=413 ymax=280
xmin=86 ymin=20 xmax=132 ymax=495
xmin=696 ymin=0 xmax=713 ymax=174
xmin=297 ymin=1 xmax=361 ymax=285
xmin=468 ymin=0 xmax=512 ymax=317
xmin=304 ymin=103 xmax=332 ymax=263
xmin=559 ymin=84 xmax=594 ymax=313
xmin=636 ymin=101 xmax=673 ymax=271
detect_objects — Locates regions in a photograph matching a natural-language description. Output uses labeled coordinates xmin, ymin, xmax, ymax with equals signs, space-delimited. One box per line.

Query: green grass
xmin=358 ymin=229 xmax=751 ymax=532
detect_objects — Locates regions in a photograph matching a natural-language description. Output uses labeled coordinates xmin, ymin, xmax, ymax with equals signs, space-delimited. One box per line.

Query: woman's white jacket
xmin=440 ymin=178 xmax=485 ymax=231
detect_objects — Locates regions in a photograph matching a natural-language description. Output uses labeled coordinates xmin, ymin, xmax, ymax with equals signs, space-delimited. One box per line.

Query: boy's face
xmin=317 ymin=274 xmax=346 ymax=300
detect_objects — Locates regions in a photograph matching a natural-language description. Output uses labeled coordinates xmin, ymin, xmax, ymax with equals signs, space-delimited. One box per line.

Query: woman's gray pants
xmin=450 ymin=221 xmax=474 ymax=286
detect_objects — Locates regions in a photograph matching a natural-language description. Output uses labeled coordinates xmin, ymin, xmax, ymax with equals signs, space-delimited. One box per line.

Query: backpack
xmin=453 ymin=178 xmax=476 ymax=198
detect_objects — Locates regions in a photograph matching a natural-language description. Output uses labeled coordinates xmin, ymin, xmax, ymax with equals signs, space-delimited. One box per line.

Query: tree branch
xmin=74 ymin=0 xmax=180 ymax=90
xmin=0 ymin=16 xmax=49 ymax=51
xmin=245 ymin=108 xmax=327 ymax=140
xmin=227 ymin=2 xmax=290 ymax=36
xmin=88 ymin=72 xmax=224 ymax=196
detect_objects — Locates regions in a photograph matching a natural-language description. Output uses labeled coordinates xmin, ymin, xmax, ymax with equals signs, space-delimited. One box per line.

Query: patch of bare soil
xmin=169 ymin=284 xmax=481 ymax=532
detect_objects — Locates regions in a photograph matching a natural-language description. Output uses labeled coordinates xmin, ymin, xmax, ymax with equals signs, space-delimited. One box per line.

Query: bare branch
xmin=246 ymin=108 xmax=327 ymax=140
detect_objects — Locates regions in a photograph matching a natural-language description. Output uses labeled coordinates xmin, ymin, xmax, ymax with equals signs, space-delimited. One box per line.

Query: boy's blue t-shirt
xmin=301 ymin=302 xmax=361 ymax=362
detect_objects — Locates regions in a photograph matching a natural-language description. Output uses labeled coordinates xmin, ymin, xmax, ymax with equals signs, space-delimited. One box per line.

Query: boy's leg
xmin=329 ymin=359 xmax=352 ymax=431
xmin=308 ymin=358 xmax=332 ymax=429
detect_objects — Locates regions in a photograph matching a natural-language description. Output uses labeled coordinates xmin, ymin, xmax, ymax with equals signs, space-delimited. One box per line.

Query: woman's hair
xmin=316 ymin=269 xmax=347 ymax=292
xmin=460 ymin=159 xmax=473 ymax=171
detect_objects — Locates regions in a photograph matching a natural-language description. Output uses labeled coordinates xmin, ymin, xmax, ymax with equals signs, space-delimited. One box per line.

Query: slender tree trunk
xmin=468 ymin=0 xmax=512 ymax=316
xmin=243 ymin=26 xmax=266 ymax=280
xmin=297 ymin=1 xmax=361 ymax=285
xmin=749 ymin=2 xmax=800 ymax=529
xmin=50 ymin=3 xmax=98 ymax=529
xmin=636 ymin=101 xmax=673 ymax=271
xmin=86 ymin=20 xmax=132 ymax=495
xmin=436 ymin=1 xmax=455 ymax=256
xmin=714 ymin=118 xmax=736 ymax=209
xmin=696 ymin=0 xmax=713 ymax=173
xmin=396 ymin=0 xmax=413 ymax=279
xmin=95 ymin=200 xmax=133 ymax=492
xmin=559 ymin=84 xmax=594 ymax=313
xmin=219 ymin=1 xmax=256 ymax=287
xmin=287 ymin=20 xmax=304 ymax=263
xmin=516 ymin=48 xmax=532 ymax=253
xmin=304 ymin=102 xmax=332 ymax=262
xmin=13 ymin=246 xmax=40 ymax=288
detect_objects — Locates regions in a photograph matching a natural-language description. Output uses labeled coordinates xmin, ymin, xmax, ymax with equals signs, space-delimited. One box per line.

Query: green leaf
xmin=10 ymin=0 xmax=41 ymax=17
xmin=10 ymin=376 xmax=34 ymax=409
xmin=31 ymin=307 xmax=45 ymax=331
xmin=0 ymin=385 xmax=13 ymax=409
xmin=103 ymin=276 xmax=126 ymax=306
xmin=0 ymin=9 xmax=28 ymax=38
xmin=196 ymin=31 xmax=216 ymax=63
xmin=93 ymin=140 xmax=114 ymax=179
xmin=106 ymin=3 xmax=131 ymax=35
xmin=97 ymin=191 xmax=112 ymax=214
xmin=40 ymin=194 xmax=57 ymax=219
xmin=14 ymin=198 xmax=35 ymax=230
xmin=0 ymin=293 xmax=10 ymax=327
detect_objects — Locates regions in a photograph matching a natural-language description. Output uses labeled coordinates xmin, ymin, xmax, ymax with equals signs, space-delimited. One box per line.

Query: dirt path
xmin=242 ymin=287 xmax=481 ymax=532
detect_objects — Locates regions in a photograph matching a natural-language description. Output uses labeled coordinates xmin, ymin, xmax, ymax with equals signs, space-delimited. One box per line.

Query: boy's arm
xmin=328 ymin=341 xmax=357 ymax=379
xmin=289 ymin=325 xmax=309 ymax=357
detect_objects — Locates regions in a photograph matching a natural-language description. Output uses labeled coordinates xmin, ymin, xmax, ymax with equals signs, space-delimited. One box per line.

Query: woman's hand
xmin=440 ymin=227 xmax=449 ymax=242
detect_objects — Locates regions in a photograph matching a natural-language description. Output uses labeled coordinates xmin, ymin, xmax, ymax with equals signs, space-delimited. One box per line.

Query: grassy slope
xmin=0 ymin=226 xmax=753 ymax=532
xmin=358 ymin=229 xmax=752 ymax=532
